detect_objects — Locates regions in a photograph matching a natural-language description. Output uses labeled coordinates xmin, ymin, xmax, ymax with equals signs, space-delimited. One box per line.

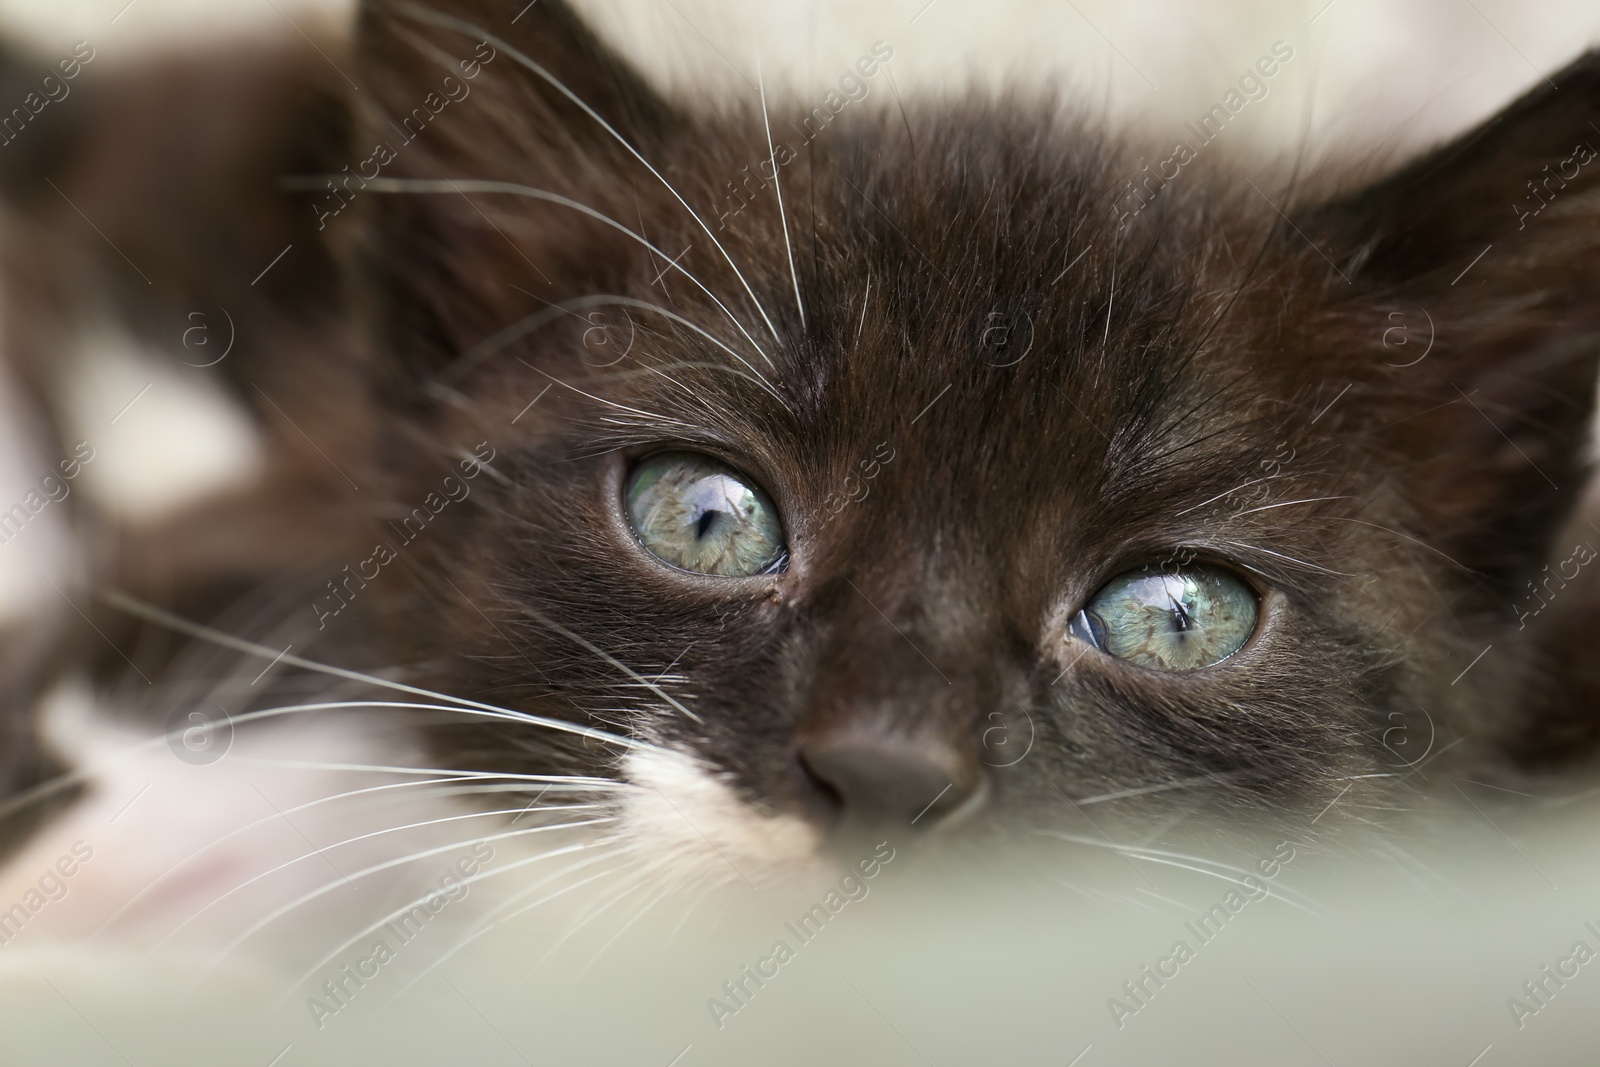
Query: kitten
xmin=5 ymin=0 xmax=1600 ymax=893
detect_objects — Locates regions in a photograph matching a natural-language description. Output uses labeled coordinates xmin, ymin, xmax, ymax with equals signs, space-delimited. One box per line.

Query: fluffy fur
xmin=4 ymin=0 xmax=1600 ymax=882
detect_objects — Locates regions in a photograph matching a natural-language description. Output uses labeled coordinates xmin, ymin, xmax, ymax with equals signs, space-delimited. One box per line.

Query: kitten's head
xmin=336 ymin=0 xmax=1600 ymax=875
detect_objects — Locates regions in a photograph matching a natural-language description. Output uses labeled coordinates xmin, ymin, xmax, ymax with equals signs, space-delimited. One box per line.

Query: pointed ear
xmin=1308 ymin=50 xmax=1600 ymax=602
xmin=347 ymin=0 xmax=681 ymax=389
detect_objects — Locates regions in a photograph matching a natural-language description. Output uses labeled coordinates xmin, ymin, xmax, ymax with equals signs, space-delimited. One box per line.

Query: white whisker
xmin=1071 ymin=772 xmax=1239 ymax=806
xmin=573 ymin=879 xmax=675 ymax=977
xmin=514 ymin=356 xmax=683 ymax=426
xmin=454 ymin=293 xmax=785 ymax=405
xmin=224 ymin=757 xmax=623 ymax=784
xmin=514 ymin=868 xmax=654 ymax=985
xmin=1215 ymin=540 xmax=1358 ymax=579
xmin=855 ymin=273 xmax=872 ymax=344
xmin=1173 ymin=477 xmax=1269 ymax=517
xmin=518 ymin=604 xmax=704 ymax=724
xmin=99 ymin=592 xmax=654 ymax=750
xmin=363 ymin=176 xmax=772 ymax=368
xmin=375 ymin=848 xmax=635 ymax=1010
xmin=394 ymin=3 xmax=786 ymax=348
xmin=1326 ymin=516 xmax=1470 ymax=572
xmin=156 ymin=804 xmax=604 ymax=949
xmin=1233 ymin=496 xmax=1355 ymax=517
xmin=757 ymin=46 xmax=804 ymax=330
xmin=2 ymin=693 xmax=641 ymax=835
xmin=94 ymin=773 xmax=598 ymax=937
xmin=190 ymin=817 xmax=618 ymax=986
xmin=274 ymin=840 xmax=629 ymax=1010
xmin=1036 ymin=832 xmax=1326 ymax=915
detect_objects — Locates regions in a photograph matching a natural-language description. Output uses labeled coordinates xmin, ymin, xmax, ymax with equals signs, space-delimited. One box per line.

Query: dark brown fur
xmin=7 ymin=0 xmax=1600 ymax=850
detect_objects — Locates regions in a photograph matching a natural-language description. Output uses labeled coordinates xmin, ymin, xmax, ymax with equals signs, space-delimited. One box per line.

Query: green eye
xmin=624 ymin=452 xmax=785 ymax=577
xmin=1070 ymin=563 xmax=1258 ymax=671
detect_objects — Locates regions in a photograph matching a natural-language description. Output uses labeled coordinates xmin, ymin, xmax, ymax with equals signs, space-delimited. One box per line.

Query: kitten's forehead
xmin=622 ymin=121 xmax=1264 ymax=434
xmin=610 ymin=154 xmax=1276 ymax=508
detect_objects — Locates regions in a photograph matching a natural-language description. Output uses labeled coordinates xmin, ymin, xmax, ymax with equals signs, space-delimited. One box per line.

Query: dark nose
xmin=799 ymin=735 xmax=986 ymax=833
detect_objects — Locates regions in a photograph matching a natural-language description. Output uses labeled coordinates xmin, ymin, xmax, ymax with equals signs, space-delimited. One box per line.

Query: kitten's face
xmin=337 ymin=1 xmax=1600 ymax=869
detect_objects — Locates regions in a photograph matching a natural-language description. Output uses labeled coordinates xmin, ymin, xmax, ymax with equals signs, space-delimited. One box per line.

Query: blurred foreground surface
xmin=3 ymin=790 xmax=1600 ymax=1065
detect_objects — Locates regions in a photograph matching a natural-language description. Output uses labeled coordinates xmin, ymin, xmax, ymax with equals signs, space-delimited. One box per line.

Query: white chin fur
xmin=619 ymin=747 xmax=822 ymax=886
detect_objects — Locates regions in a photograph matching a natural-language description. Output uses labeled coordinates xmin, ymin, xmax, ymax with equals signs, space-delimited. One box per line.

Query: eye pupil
xmin=1167 ymin=592 xmax=1195 ymax=632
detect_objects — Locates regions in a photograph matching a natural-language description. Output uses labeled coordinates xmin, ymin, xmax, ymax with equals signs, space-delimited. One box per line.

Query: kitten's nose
xmin=798 ymin=735 xmax=986 ymax=833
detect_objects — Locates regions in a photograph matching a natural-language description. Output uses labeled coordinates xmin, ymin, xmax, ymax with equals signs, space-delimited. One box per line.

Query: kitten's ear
xmin=349 ymin=0 xmax=679 ymax=387
xmin=1311 ymin=50 xmax=1600 ymax=601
